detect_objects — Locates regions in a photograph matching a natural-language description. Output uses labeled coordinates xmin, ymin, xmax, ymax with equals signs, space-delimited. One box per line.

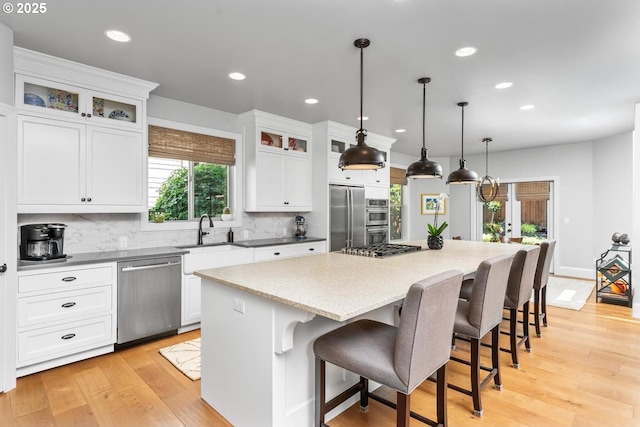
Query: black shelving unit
xmin=596 ymin=244 xmax=632 ymax=307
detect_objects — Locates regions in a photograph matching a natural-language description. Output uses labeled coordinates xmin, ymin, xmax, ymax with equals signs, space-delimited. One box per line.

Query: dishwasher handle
xmin=120 ymin=261 xmax=181 ymax=272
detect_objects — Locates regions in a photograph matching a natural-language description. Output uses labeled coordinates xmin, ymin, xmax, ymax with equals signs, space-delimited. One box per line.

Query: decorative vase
xmin=428 ymin=235 xmax=444 ymax=250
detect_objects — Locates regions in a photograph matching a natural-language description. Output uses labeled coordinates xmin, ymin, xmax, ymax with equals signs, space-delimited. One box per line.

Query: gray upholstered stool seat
xmin=532 ymin=240 xmax=556 ymax=337
xmin=314 ymin=270 xmax=464 ymax=427
xmin=449 ymin=254 xmax=512 ymax=417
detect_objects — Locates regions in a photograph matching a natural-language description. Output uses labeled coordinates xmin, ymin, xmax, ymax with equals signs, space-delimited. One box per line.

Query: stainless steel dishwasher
xmin=117 ymin=256 xmax=182 ymax=345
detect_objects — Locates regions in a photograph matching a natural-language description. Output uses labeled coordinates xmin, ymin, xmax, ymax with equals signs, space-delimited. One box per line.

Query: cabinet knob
xmin=0 ymin=263 xmax=6 ymax=273
xmin=87 ymin=197 xmax=92 ymax=202
xmin=81 ymin=197 xmax=86 ymax=202
xmin=87 ymin=113 xmax=92 ymax=118
xmin=81 ymin=113 xmax=86 ymax=117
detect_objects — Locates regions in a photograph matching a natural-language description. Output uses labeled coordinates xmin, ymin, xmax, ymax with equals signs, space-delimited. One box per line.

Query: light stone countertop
xmin=196 ymin=239 xmax=524 ymax=321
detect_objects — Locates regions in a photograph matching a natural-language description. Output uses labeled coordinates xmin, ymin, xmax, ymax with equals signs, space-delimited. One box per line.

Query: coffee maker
xmin=20 ymin=223 xmax=67 ymax=261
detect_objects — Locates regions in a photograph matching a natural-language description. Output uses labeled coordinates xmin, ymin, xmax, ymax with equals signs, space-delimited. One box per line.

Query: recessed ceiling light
xmin=455 ymin=46 xmax=477 ymax=57
xmin=357 ymin=116 xmax=369 ymax=121
xmin=395 ymin=129 xmax=406 ymax=133
xmin=520 ymin=104 xmax=535 ymax=110
xmin=495 ymin=82 xmax=513 ymax=89
xmin=305 ymin=98 xmax=318 ymax=104
xmin=105 ymin=29 xmax=131 ymax=43
xmin=228 ymin=72 xmax=246 ymax=81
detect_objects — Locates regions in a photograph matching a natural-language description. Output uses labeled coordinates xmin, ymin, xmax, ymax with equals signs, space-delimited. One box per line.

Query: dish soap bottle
xmin=227 ymin=228 xmax=234 ymax=243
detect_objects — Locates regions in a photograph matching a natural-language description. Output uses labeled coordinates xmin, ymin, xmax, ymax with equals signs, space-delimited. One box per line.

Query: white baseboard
xmin=554 ymin=266 xmax=593 ymax=280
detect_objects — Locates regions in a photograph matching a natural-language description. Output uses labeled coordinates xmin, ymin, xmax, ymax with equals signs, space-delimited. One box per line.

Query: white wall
xmin=0 ymin=24 xmax=12 ymax=106
xmin=391 ymin=152 xmax=451 ymax=241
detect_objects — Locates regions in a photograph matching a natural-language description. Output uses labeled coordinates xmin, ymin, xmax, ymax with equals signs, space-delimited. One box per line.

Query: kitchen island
xmin=196 ymin=240 xmax=523 ymax=427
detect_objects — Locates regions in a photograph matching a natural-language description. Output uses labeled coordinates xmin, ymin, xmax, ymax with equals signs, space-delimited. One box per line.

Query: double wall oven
xmin=365 ymin=198 xmax=389 ymax=246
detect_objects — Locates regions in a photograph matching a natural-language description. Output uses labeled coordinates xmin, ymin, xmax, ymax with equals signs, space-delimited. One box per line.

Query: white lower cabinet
xmin=16 ymin=263 xmax=117 ymax=376
xmin=253 ymin=241 xmax=327 ymax=262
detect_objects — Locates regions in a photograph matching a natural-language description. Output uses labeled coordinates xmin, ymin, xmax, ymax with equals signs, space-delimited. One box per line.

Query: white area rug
xmin=544 ymin=275 xmax=595 ymax=311
xmin=159 ymin=338 xmax=201 ymax=380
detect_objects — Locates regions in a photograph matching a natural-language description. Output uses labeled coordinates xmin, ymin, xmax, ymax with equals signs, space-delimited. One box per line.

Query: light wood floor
xmin=2 ymin=291 xmax=640 ymax=427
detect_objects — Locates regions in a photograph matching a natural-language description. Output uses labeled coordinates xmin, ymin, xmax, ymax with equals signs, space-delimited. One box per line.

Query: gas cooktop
xmin=341 ymin=243 xmax=422 ymax=258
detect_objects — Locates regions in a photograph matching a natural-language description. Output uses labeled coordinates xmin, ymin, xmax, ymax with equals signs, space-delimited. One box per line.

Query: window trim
xmin=141 ymin=117 xmax=243 ymax=232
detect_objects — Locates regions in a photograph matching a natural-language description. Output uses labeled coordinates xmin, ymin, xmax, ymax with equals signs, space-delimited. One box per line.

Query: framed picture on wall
xmin=421 ymin=194 xmax=446 ymax=215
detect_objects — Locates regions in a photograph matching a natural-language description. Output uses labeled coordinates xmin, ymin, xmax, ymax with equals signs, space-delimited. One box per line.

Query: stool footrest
xmin=368 ymin=392 xmax=440 ymax=427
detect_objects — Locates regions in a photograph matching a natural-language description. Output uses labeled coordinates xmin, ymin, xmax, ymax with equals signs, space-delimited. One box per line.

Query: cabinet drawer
xmin=19 ymin=266 xmax=113 ymax=293
xmin=254 ymin=245 xmax=298 ymax=262
xmin=297 ymin=242 xmax=326 ymax=256
xmin=18 ymin=285 xmax=112 ymax=328
xmin=17 ymin=315 xmax=113 ymax=366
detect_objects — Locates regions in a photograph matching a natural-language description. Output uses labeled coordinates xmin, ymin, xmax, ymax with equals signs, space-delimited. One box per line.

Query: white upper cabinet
xmin=17 ymin=116 xmax=144 ymax=212
xmin=17 ymin=75 xmax=143 ymax=131
xmin=13 ymin=47 xmax=157 ymax=213
xmin=240 ymin=110 xmax=312 ymax=212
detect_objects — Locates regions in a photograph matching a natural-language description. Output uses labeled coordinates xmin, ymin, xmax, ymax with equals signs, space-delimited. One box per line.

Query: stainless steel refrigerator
xmin=330 ymin=184 xmax=365 ymax=251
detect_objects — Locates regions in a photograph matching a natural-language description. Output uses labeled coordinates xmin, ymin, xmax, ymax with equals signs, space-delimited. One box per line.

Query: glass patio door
xmin=479 ymin=180 xmax=553 ymax=244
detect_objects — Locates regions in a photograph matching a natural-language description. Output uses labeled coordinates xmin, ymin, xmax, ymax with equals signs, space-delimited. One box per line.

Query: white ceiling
xmin=2 ymin=0 xmax=640 ymax=157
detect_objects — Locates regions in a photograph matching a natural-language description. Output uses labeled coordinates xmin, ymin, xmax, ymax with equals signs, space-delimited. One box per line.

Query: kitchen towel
xmin=159 ymin=338 xmax=201 ymax=380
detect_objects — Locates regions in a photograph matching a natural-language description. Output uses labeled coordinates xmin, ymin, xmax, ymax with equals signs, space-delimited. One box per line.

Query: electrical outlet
xmin=119 ymin=236 xmax=128 ymax=249
xmin=283 ymin=227 xmax=288 ymax=236
xmin=243 ymin=230 xmax=249 ymax=239
xmin=233 ymin=298 xmax=245 ymax=314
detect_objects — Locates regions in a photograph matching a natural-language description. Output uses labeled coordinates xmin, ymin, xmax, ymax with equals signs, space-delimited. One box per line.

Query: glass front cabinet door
xmin=17 ymin=75 xmax=142 ymax=130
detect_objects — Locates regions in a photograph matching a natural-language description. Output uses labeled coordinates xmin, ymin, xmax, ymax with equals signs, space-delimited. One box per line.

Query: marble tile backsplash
xmin=18 ymin=212 xmax=304 ymax=254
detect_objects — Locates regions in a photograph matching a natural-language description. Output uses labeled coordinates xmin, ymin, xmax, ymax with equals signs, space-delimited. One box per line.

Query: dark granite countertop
xmin=230 ymin=236 xmax=325 ymax=248
xmin=17 ymin=237 xmax=326 ymax=271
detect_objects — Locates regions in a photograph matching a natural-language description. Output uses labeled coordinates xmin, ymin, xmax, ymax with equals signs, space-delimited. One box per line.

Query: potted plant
xmin=427 ymin=193 xmax=448 ymax=250
xmin=221 ymin=207 xmax=233 ymax=221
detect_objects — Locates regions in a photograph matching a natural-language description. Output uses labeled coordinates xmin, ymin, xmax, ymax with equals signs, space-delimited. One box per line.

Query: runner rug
xmin=159 ymin=338 xmax=201 ymax=380
xmin=544 ymin=275 xmax=595 ymax=311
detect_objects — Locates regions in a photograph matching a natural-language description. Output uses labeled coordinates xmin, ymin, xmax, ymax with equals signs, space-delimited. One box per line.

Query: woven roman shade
xmin=390 ymin=167 xmax=408 ymax=186
xmin=148 ymin=125 xmax=236 ymax=165
xmin=516 ymin=181 xmax=550 ymax=201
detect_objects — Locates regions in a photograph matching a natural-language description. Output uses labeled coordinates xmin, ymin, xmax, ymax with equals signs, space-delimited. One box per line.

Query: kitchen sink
xmin=180 ymin=243 xmax=254 ymax=274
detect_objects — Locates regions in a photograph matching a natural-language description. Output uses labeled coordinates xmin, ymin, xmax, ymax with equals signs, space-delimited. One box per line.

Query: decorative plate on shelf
xmin=108 ymin=109 xmax=130 ymax=120
xmin=261 ymin=132 xmax=274 ymax=146
xmin=24 ymin=93 xmax=46 ymax=107
xmin=93 ymin=98 xmax=105 ymax=117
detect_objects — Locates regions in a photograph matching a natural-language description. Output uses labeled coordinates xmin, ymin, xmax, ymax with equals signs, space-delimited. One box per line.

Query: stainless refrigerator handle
xmin=347 ymin=188 xmax=353 ymax=247
xmin=121 ymin=261 xmax=181 ymax=272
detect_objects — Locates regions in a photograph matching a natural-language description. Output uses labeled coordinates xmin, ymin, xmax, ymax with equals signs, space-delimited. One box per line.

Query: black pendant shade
xmin=446 ymin=102 xmax=479 ymax=185
xmin=338 ymin=38 xmax=385 ymax=170
xmin=406 ymin=77 xmax=443 ymax=179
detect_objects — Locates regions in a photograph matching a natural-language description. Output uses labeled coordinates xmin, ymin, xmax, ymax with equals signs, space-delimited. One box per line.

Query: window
xmin=148 ymin=158 xmax=229 ymax=221
xmin=390 ymin=167 xmax=408 ymax=241
xmin=144 ymin=119 xmax=241 ymax=228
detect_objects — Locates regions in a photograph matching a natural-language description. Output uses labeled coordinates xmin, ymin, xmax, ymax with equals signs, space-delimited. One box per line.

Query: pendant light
xmin=405 ymin=77 xmax=443 ymax=179
xmin=476 ymin=137 xmax=500 ymax=202
xmin=446 ymin=102 xmax=479 ymax=184
xmin=338 ymin=38 xmax=385 ymax=170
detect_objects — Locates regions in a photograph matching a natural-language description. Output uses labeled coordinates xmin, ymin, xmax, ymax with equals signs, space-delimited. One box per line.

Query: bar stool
xmin=532 ymin=240 xmax=556 ymax=337
xmin=450 ymin=254 xmax=512 ymax=417
xmin=500 ymin=246 xmax=540 ymax=367
xmin=313 ymin=270 xmax=463 ymax=427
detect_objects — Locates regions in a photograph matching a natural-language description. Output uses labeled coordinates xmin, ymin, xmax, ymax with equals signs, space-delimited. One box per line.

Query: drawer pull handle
xmin=61 ymin=333 xmax=76 ymax=340
xmin=61 ymin=302 xmax=76 ymax=308
xmin=274 ymin=252 xmax=280 ymax=256
xmin=309 ymin=248 xmax=314 ymax=251
xmin=61 ymin=277 xmax=77 ymax=282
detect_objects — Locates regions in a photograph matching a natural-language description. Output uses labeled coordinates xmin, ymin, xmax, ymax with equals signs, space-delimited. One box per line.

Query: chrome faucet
xmin=198 ymin=214 xmax=214 ymax=245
